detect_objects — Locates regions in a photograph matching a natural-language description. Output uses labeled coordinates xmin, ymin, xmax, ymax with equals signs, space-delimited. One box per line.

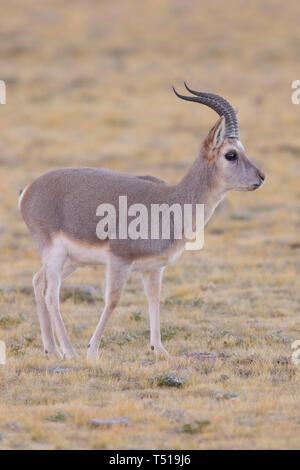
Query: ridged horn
xmin=173 ymin=83 xmax=239 ymax=139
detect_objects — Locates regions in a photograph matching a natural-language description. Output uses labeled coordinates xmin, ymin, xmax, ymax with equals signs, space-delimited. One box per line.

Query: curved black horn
xmin=173 ymin=83 xmax=239 ymax=139
xmin=184 ymin=82 xmax=238 ymax=120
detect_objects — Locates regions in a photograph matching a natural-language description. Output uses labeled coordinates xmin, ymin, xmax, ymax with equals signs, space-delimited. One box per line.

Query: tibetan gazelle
xmin=19 ymin=84 xmax=265 ymax=359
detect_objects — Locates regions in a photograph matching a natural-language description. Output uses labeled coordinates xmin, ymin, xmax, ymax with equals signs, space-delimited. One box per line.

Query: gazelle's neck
xmin=173 ymin=153 xmax=226 ymax=224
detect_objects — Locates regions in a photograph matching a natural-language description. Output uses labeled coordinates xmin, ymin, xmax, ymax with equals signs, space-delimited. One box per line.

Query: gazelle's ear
xmin=206 ymin=116 xmax=226 ymax=150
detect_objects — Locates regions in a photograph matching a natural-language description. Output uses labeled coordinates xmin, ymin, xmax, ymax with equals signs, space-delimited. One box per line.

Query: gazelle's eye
xmin=225 ymin=151 xmax=238 ymax=161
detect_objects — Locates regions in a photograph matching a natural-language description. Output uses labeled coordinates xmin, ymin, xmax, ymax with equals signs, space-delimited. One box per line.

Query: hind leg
xmin=62 ymin=258 xmax=78 ymax=281
xmin=33 ymin=268 xmax=61 ymax=359
xmin=43 ymin=247 xmax=78 ymax=360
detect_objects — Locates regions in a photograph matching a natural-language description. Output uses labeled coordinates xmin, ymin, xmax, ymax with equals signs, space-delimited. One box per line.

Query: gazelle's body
xmin=19 ymin=85 xmax=265 ymax=360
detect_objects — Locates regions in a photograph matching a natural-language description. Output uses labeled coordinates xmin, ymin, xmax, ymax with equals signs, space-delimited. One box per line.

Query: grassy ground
xmin=0 ymin=0 xmax=299 ymax=450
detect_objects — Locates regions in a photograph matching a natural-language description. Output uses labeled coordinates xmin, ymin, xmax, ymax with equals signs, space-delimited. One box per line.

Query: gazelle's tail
xmin=18 ymin=186 xmax=28 ymax=211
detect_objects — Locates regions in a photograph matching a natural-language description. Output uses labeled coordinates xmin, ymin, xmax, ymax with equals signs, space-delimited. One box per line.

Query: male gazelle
xmin=19 ymin=84 xmax=265 ymax=360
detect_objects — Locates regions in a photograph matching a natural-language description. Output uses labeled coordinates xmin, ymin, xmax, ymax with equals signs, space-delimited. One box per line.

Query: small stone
xmin=218 ymin=374 xmax=230 ymax=382
xmin=154 ymin=374 xmax=185 ymax=388
xmin=90 ymin=417 xmax=132 ymax=428
xmin=5 ymin=421 xmax=23 ymax=431
xmin=49 ymin=367 xmax=71 ymax=374
xmin=214 ymin=391 xmax=239 ymax=401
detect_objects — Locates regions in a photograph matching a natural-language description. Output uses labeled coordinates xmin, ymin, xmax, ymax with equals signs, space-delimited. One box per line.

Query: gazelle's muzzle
xmin=251 ymin=169 xmax=265 ymax=190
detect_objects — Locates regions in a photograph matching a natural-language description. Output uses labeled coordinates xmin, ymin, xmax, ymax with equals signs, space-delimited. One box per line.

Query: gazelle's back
xmin=20 ymin=167 xmax=167 ymax=252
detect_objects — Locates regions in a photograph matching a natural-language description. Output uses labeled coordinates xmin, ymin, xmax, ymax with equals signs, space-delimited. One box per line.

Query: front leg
xmin=87 ymin=255 xmax=132 ymax=359
xmin=141 ymin=268 xmax=169 ymax=357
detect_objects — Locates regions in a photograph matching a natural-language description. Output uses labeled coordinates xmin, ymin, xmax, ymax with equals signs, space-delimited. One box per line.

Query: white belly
xmin=55 ymin=234 xmax=110 ymax=266
xmin=49 ymin=233 xmax=185 ymax=271
xmin=132 ymin=243 xmax=185 ymax=272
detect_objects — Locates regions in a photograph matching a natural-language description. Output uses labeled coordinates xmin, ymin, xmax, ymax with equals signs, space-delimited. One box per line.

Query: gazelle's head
xmin=173 ymin=83 xmax=265 ymax=192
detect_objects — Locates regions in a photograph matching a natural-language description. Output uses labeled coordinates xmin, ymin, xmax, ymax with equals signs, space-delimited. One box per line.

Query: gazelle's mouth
xmin=249 ymin=181 xmax=263 ymax=191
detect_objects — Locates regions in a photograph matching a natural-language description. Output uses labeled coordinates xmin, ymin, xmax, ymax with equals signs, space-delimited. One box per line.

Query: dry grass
xmin=0 ymin=0 xmax=299 ymax=450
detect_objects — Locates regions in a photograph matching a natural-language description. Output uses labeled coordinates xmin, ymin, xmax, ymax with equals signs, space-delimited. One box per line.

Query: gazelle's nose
xmin=257 ymin=170 xmax=265 ymax=183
